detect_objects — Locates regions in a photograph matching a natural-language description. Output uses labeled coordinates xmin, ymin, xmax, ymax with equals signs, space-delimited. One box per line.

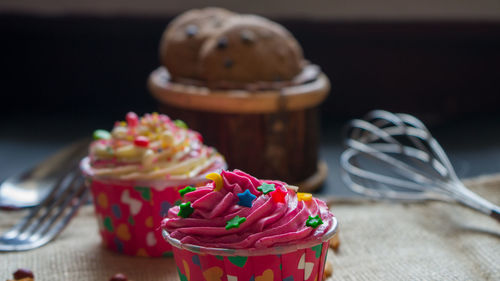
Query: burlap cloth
xmin=1 ymin=175 xmax=499 ymax=280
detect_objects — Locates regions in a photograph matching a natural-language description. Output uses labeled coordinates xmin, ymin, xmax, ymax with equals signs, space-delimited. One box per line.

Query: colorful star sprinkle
xmin=270 ymin=187 xmax=287 ymax=203
xmin=177 ymin=202 xmax=194 ymax=218
xmin=225 ymin=215 xmax=246 ymax=230
xmin=178 ymin=186 xmax=196 ymax=197
xmin=93 ymin=129 xmax=111 ymax=140
xmin=297 ymin=192 xmax=312 ymax=201
xmin=237 ymin=190 xmax=256 ymax=207
xmin=206 ymin=172 xmax=223 ymax=192
xmin=257 ymin=183 xmax=276 ymax=194
xmin=306 ymin=215 xmax=323 ymax=228
xmin=174 ymin=119 xmax=188 ymax=129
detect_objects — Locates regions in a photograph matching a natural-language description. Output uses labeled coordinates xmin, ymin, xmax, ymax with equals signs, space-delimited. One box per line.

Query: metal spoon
xmin=0 ymin=139 xmax=89 ymax=209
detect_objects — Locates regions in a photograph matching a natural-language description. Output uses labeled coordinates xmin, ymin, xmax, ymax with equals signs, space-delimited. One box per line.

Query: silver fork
xmin=0 ymin=138 xmax=89 ymax=209
xmin=0 ymin=166 xmax=89 ymax=251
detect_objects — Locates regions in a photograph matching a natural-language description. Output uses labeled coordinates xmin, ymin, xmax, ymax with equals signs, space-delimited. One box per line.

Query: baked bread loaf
xmin=200 ymin=15 xmax=304 ymax=84
xmin=159 ymin=7 xmax=235 ymax=80
xmin=159 ymin=8 xmax=305 ymax=86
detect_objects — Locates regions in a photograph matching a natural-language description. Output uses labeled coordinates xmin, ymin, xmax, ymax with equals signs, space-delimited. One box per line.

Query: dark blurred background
xmin=1 ymin=1 xmax=500 ymax=194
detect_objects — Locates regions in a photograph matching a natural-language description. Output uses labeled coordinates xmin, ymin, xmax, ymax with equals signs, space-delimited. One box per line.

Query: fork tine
xmin=0 ymin=166 xmax=89 ymax=252
xmin=25 ymin=181 xmax=89 ymax=251
xmin=36 ymin=183 xmax=89 ymax=247
xmin=7 ymin=170 xmax=79 ymax=241
xmin=1 ymin=169 xmax=76 ymax=240
xmin=30 ymin=172 xmax=83 ymax=240
xmin=0 ymin=183 xmax=88 ymax=252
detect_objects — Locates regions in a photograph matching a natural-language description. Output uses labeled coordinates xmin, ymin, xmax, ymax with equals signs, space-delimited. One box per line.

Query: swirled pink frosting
xmin=161 ymin=170 xmax=334 ymax=249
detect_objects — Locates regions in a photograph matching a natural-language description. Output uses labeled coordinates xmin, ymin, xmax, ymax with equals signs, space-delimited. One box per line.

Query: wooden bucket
xmin=148 ymin=67 xmax=330 ymax=192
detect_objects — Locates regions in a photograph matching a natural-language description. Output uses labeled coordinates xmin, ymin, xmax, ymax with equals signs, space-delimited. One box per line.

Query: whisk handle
xmin=453 ymin=182 xmax=500 ymax=223
xmin=491 ymin=210 xmax=500 ymax=223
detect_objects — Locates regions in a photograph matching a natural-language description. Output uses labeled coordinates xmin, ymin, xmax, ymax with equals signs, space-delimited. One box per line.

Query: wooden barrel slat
xmin=150 ymin=67 xmax=330 ymax=187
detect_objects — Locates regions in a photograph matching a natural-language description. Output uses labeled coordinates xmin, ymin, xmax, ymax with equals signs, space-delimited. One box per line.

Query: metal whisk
xmin=340 ymin=110 xmax=500 ymax=222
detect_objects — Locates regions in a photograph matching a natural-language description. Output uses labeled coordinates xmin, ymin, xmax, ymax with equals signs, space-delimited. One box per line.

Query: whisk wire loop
xmin=341 ymin=110 xmax=500 ymax=222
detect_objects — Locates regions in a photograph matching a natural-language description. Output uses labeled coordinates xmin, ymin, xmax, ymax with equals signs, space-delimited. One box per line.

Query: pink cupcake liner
xmin=81 ymin=157 xmax=223 ymax=257
xmin=164 ymin=217 xmax=337 ymax=280
xmin=171 ymin=241 xmax=332 ymax=281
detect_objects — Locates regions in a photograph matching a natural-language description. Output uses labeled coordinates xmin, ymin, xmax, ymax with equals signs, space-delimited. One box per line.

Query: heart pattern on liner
xmin=227 ymin=256 xmax=248 ymax=268
xmin=192 ymin=254 xmax=201 ymax=267
xmin=116 ymin=223 xmax=131 ymax=241
xmin=121 ymin=190 xmax=143 ymax=215
xmin=255 ymin=269 xmax=274 ymax=281
xmin=146 ymin=231 xmax=156 ymax=246
xmin=183 ymin=260 xmax=191 ymax=281
xmin=202 ymin=266 xmax=223 ymax=281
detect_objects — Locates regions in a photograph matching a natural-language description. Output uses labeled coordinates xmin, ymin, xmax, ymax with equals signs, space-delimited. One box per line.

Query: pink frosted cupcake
xmin=162 ymin=170 xmax=337 ymax=280
xmin=80 ymin=112 xmax=226 ymax=257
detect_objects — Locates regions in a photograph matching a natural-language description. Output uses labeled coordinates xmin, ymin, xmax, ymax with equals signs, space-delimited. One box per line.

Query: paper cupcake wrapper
xmin=164 ymin=218 xmax=337 ymax=280
xmin=171 ymin=241 xmax=331 ymax=281
xmin=81 ymin=157 xmax=225 ymax=257
xmin=86 ymin=177 xmax=189 ymax=257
